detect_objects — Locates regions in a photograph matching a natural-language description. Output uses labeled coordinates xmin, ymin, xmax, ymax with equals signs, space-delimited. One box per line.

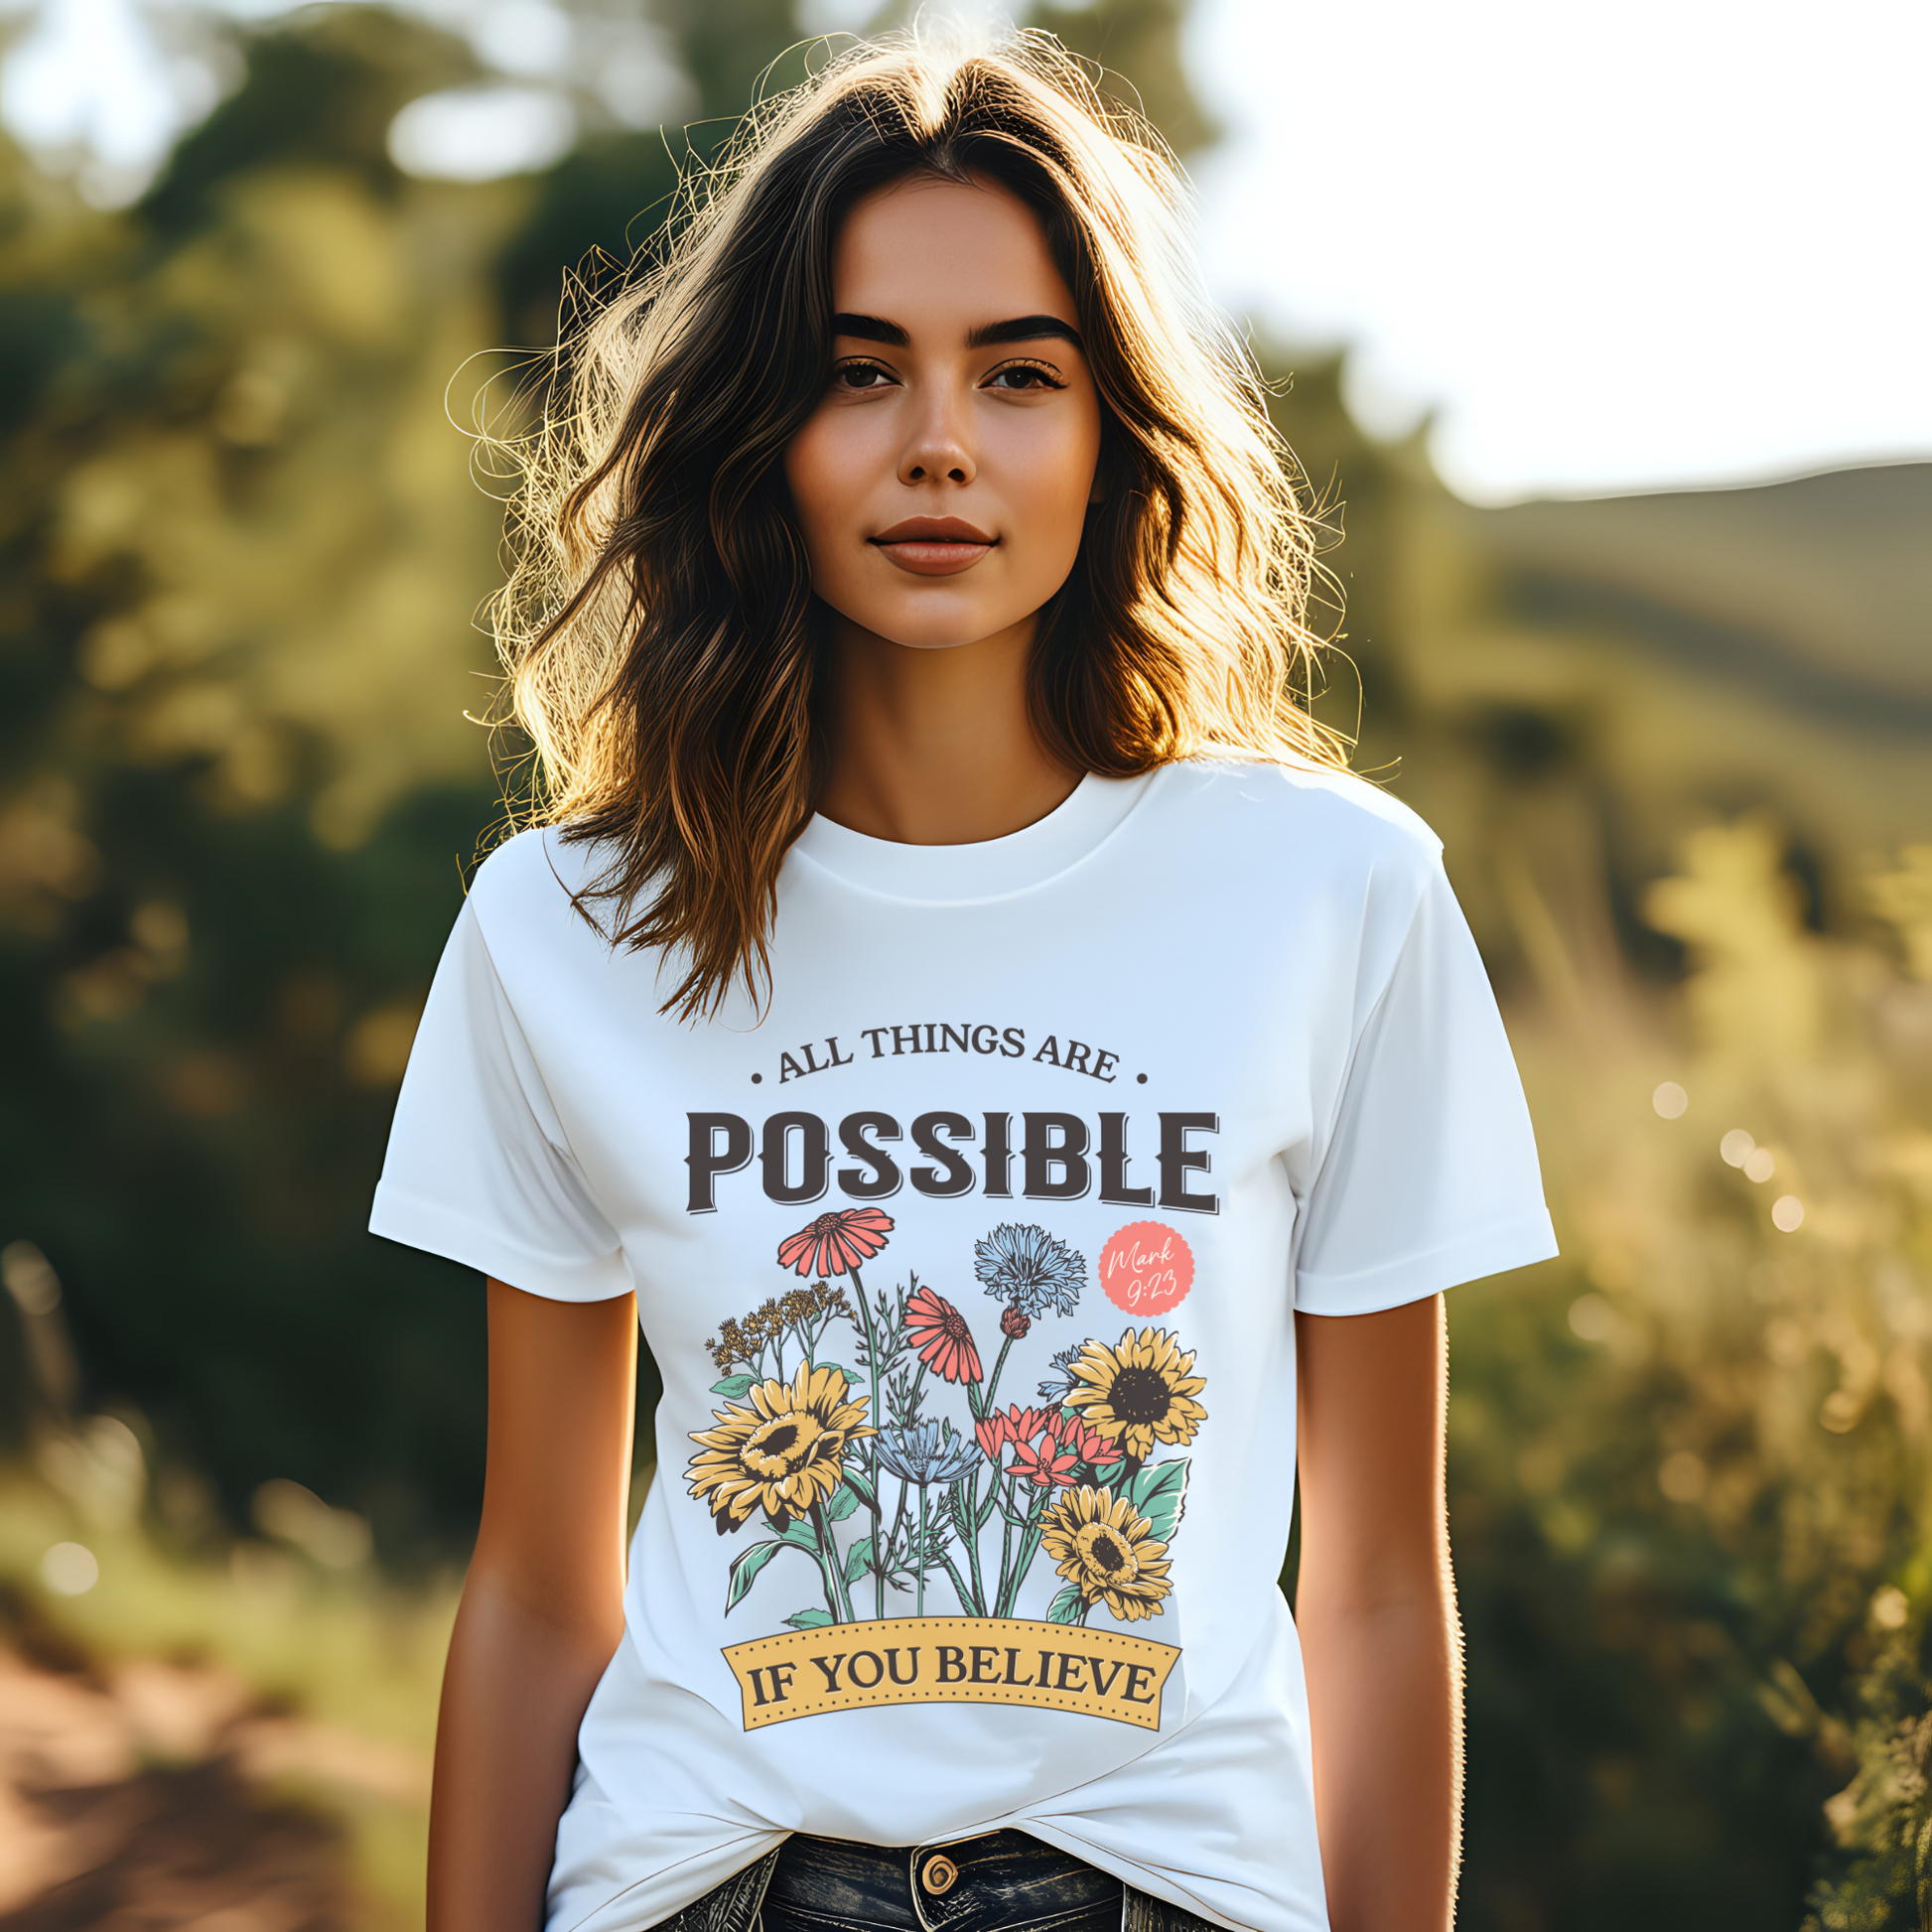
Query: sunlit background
xmin=0 ymin=0 xmax=1927 ymax=1926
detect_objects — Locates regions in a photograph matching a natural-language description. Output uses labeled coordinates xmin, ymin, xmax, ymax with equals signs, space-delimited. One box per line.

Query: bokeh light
xmin=41 ymin=1540 xmax=100 ymax=1594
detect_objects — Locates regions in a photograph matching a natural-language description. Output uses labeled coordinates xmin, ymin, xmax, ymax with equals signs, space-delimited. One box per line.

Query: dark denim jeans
xmin=651 ymin=1830 xmax=1217 ymax=1932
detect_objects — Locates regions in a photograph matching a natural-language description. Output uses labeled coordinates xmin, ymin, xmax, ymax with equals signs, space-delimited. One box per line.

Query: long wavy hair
xmin=492 ymin=28 xmax=1345 ymax=1021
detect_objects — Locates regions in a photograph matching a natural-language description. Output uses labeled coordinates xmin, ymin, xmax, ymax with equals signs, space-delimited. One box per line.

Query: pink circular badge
xmin=1098 ymin=1221 xmax=1194 ymax=1316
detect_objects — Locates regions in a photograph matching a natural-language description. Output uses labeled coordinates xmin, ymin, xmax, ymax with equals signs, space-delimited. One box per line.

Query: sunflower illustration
xmin=1064 ymin=1326 xmax=1207 ymax=1463
xmin=684 ymin=1362 xmax=875 ymax=1535
xmin=1040 ymin=1485 xmax=1173 ymax=1623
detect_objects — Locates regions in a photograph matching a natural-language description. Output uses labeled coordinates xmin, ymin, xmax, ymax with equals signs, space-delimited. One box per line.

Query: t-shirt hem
xmin=551 ymin=1831 xmax=790 ymax=1932
xmin=368 ymin=1183 xmax=632 ymax=1303
xmin=1295 ymin=1212 xmax=1559 ymax=1315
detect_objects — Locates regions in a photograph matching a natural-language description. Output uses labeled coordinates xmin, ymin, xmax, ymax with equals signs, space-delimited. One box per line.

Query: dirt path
xmin=0 ymin=1644 xmax=418 ymax=1929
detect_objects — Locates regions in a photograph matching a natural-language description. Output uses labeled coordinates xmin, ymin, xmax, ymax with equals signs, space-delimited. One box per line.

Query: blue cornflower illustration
xmin=975 ymin=1222 xmax=1086 ymax=1319
xmin=874 ymin=1418 xmax=982 ymax=1487
xmin=1036 ymin=1342 xmax=1085 ymax=1403
xmin=875 ymin=1418 xmax=981 ymax=1615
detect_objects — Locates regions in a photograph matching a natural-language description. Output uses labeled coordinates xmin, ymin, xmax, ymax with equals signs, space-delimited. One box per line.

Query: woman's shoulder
xmin=463 ymin=823 xmax=617 ymax=937
xmin=1153 ymin=757 xmax=1444 ymax=880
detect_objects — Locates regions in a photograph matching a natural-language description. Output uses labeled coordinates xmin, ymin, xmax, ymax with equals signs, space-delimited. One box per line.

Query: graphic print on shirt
xmin=683 ymin=1207 xmax=1205 ymax=1729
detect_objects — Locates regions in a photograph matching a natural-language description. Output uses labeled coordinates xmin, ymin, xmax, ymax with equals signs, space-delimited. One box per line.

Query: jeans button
xmin=920 ymin=1855 xmax=958 ymax=1896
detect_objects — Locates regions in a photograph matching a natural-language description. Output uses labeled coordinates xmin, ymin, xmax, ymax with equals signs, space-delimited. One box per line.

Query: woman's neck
xmin=813 ymin=611 xmax=1082 ymax=846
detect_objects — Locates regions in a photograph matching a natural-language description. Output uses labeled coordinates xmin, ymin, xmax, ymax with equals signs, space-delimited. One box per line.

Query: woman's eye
xmin=985 ymin=363 xmax=1065 ymax=392
xmin=833 ymin=362 xmax=896 ymax=391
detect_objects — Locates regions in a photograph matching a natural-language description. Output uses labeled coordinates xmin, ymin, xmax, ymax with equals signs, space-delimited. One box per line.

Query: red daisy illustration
xmin=775 ymin=1207 xmax=894 ymax=1281
xmin=904 ymin=1284 xmax=984 ymax=1385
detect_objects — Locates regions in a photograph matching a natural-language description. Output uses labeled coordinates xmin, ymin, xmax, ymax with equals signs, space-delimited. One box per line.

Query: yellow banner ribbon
xmin=721 ymin=1614 xmax=1180 ymax=1730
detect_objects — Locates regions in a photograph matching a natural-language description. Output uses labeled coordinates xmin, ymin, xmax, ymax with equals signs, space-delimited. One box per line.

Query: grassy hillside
xmin=1404 ymin=459 xmax=1931 ymax=902
xmin=1432 ymin=463 xmax=1932 ymax=887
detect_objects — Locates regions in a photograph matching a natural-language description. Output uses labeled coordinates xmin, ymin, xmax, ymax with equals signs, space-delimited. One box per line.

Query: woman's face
xmin=783 ymin=173 xmax=1104 ymax=654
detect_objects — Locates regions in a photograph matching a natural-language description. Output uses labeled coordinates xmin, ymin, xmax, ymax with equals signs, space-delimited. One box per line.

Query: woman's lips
xmin=871 ymin=518 xmax=996 ymax=577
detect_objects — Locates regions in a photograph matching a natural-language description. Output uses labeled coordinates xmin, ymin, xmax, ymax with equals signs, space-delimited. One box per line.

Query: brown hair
xmin=492 ymin=27 xmax=1344 ymax=1020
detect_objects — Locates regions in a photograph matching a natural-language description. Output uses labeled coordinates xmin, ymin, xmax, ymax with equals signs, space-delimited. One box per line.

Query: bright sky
xmin=1187 ymin=0 xmax=1932 ymax=499
xmin=3 ymin=0 xmax=1928 ymax=501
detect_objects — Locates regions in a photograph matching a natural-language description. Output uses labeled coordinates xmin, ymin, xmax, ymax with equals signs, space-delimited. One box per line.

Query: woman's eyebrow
xmin=966 ymin=315 xmax=1083 ymax=350
xmin=830 ymin=313 xmax=907 ymax=345
xmin=828 ymin=313 xmax=1085 ymax=351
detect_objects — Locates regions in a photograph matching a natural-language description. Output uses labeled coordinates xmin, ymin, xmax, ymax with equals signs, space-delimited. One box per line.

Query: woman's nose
xmin=897 ymin=384 xmax=976 ymax=487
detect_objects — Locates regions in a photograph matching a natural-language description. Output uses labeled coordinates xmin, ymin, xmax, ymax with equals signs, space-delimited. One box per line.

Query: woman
xmin=372 ymin=31 xmax=1555 ymax=1932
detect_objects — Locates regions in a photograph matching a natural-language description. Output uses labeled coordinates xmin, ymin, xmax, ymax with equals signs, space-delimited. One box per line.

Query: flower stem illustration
xmin=808 ymin=1497 xmax=854 ymax=1621
xmin=876 ymin=1419 xmax=982 ymax=1615
xmin=777 ymin=1208 xmax=895 ymax=1614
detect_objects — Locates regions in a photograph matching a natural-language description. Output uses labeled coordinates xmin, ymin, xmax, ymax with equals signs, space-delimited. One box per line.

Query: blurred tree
xmin=0 ymin=8 xmax=526 ymax=1554
xmin=499 ymin=0 xmax=811 ymax=344
xmin=1029 ymin=0 xmax=1217 ymax=157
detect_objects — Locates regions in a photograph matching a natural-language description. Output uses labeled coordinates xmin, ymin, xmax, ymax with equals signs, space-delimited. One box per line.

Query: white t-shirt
xmin=371 ymin=759 xmax=1556 ymax=1932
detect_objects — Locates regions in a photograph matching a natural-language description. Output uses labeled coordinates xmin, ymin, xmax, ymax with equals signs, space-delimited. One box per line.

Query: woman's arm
xmin=427 ymin=1279 xmax=639 ymax=1932
xmin=1295 ymin=1294 xmax=1459 ymax=1932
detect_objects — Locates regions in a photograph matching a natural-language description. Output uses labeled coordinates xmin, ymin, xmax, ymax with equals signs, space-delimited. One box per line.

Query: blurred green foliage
xmin=2 ymin=4 xmax=1930 ymax=1929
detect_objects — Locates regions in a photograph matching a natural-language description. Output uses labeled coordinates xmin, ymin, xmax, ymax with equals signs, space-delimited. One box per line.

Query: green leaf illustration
xmin=949 ymin=1479 xmax=976 ymax=1546
xmin=784 ymin=1608 xmax=836 ymax=1630
xmin=1046 ymin=1584 xmax=1085 ymax=1625
xmin=725 ymin=1540 xmax=782 ymax=1612
xmin=1125 ymin=1458 xmax=1189 ymax=1543
xmin=776 ymin=1518 xmax=819 ymax=1551
xmin=823 ymin=1482 xmax=860 ymax=1523
xmin=844 ymin=1465 xmax=878 ymax=1509
xmin=813 ymin=1363 xmax=859 ymax=1389
xmin=844 ymin=1535 xmax=875 ymax=1585
xmin=710 ymin=1373 xmax=759 ymax=1401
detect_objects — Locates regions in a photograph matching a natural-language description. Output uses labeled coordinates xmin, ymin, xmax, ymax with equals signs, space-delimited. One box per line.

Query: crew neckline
xmin=790 ymin=769 xmax=1157 ymax=903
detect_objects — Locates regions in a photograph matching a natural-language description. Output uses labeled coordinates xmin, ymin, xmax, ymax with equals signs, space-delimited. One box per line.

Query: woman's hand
xmin=427 ymin=1280 xmax=640 ymax=1932
xmin=1295 ymin=1295 xmax=1459 ymax=1932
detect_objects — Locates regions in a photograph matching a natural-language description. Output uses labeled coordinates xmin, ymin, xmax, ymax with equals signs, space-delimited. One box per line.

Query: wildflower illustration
xmin=682 ymin=1212 xmax=1207 ymax=1639
xmin=977 ymin=1220 xmax=1085 ymax=1336
xmin=904 ymin=1283 xmax=984 ymax=1385
xmin=873 ymin=1418 xmax=982 ymax=1613
xmin=777 ymin=1206 xmax=894 ymax=1281
xmin=1036 ymin=1343 xmax=1083 ymax=1403
xmin=706 ymin=1279 xmax=850 ymax=1381
xmin=1010 ymin=1411 xmax=1122 ymax=1489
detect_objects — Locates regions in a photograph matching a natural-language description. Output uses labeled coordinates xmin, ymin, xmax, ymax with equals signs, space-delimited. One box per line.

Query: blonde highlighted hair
xmin=493 ymin=27 xmax=1344 ymax=1019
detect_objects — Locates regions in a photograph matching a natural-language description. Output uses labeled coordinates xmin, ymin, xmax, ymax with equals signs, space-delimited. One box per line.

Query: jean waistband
xmin=764 ymin=1829 xmax=1122 ymax=1932
xmin=650 ymin=1832 xmax=1219 ymax=1932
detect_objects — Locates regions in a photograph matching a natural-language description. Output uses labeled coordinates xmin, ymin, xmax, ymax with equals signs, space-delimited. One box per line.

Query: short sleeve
xmin=368 ymin=898 xmax=630 ymax=1302
xmin=1294 ymin=861 xmax=1558 ymax=1315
